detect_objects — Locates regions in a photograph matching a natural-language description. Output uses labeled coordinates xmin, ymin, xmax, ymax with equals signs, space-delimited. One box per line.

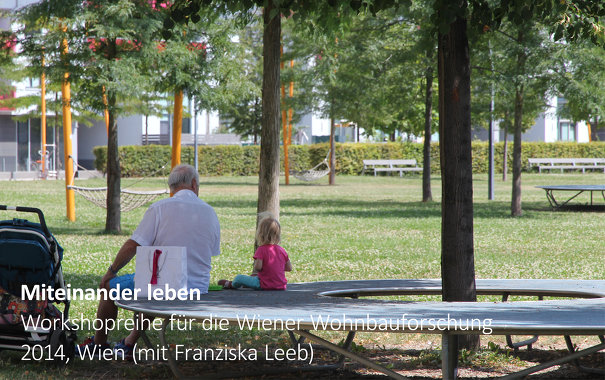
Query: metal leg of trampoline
xmin=287 ymin=330 xmax=306 ymax=347
xmin=442 ymin=334 xmax=458 ymax=380
xmin=543 ymin=189 xmax=558 ymax=209
xmin=338 ymin=331 xmax=357 ymax=365
xmin=158 ymin=317 xmax=184 ymax=379
xmin=133 ymin=312 xmax=154 ymax=349
xmin=499 ymin=341 xmax=605 ymax=380
xmin=564 ymin=335 xmax=605 ymax=375
xmin=289 ymin=329 xmax=356 ymax=364
xmin=294 ymin=329 xmax=409 ymax=380
xmin=556 ymin=190 xmax=585 ymax=209
xmin=503 ymin=294 xmax=541 ymax=350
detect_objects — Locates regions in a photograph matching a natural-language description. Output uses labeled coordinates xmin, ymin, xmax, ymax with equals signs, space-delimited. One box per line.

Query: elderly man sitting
xmin=77 ymin=164 xmax=220 ymax=359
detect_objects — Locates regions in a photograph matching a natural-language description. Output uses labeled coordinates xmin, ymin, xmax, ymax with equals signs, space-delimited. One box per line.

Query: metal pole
xmin=193 ymin=96 xmax=198 ymax=172
xmin=61 ymin=31 xmax=75 ymax=221
xmin=171 ymin=89 xmax=183 ymax=169
xmin=488 ymin=40 xmax=495 ymax=200
xmin=488 ymin=93 xmax=495 ymax=200
xmin=27 ymin=118 xmax=31 ymax=172
xmin=442 ymin=334 xmax=459 ymax=380
xmin=41 ymin=53 xmax=47 ymax=178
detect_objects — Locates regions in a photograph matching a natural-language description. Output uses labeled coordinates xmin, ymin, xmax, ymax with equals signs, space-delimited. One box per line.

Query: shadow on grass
xmin=61 ymin=272 xmax=105 ymax=289
xmin=200 ymin=179 xmax=260 ymax=187
xmin=49 ymin=224 xmax=135 ymax=237
xmin=210 ymin=198 xmax=561 ymax=219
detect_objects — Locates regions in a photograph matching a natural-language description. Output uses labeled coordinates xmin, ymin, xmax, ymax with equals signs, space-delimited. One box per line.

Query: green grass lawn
xmin=0 ymin=173 xmax=603 ymax=378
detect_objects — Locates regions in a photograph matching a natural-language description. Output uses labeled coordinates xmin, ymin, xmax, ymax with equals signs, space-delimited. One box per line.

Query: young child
xmin=219 ymin=212 xmax=292 ymax=290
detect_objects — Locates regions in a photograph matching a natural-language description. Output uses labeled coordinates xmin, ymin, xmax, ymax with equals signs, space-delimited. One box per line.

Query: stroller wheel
xmin=50 ymin=329 xmax=73 ymax=365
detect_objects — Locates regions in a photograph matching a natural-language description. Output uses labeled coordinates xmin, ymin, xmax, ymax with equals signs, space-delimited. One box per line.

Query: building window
xmin=558 ymin=122 xmax=575 ymax=142
xmin=182 ymin=117 xmax=191 ymax=134
xmin=28 ymin=77 xmax=40 ymax=88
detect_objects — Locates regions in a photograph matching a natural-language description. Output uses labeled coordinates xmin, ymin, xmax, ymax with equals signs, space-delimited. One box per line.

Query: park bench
xmin=528 ymin=158 xmax=605 ymax=173
xmin=361 ymin=159 xmax=423 ymax=177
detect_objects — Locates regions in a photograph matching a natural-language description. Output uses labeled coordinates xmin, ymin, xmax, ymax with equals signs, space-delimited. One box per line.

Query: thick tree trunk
xmin=511 ymin=30 xmax=526 ymax=217
xmin=422 ymin=59 xmax=434 ymax=203
xmin=257 ymin=2 xmax=281 ymax=227
xmin=511 ymin=86 xmax=524 ymax=216
xmin=437 ymin=2 xmax=478 ymax=350
xmin=105 ymin=39 xmax=121 ymax=233
xmin=105 ymin=94 xmax=121 ymax=233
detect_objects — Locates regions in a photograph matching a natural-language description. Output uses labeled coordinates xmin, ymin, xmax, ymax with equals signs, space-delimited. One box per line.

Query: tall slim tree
xmin=15 ymin=0 xmax=165 ymax=232
xmin=257 ymin=2 xmax=281 ymax=219
xmin=436 ymin=1 xmax=478 ymax=354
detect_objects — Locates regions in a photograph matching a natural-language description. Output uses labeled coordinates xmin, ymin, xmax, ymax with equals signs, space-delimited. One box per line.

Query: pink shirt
xmin=253 ymin=244 xmax=289 ymax=290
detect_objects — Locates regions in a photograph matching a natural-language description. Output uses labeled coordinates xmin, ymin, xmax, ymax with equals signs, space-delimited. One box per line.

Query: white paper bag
xmin=134 ymin=246 xmax=187 ymax=299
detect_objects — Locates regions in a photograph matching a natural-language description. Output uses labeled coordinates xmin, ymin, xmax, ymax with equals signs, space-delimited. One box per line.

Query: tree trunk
xmin=105 ymin=93 xmax=121 ymax=233
xmin=511 ymin=30 xmax=526 ymax=217
xmin=256 ymin=2 xmax=281 ymax=227
xmin=437 ymin=2 xmax=478 ymax=350
xmin=422 ymin=58 xmax=434 ymax=203
xmin=105 ymin=39 xmax=121 ymax=233
xmin=502 ymin=119 xmax=508 ymax=181
xmin=329 ymin=113 xmax=335 ymax=185
xmin=511 ymin=86 xmax=524 ymax=216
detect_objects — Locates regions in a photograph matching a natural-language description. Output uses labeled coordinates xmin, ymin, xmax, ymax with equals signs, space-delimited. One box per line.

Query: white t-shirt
xmin=130 ymin=189 xmax=220 ymax=293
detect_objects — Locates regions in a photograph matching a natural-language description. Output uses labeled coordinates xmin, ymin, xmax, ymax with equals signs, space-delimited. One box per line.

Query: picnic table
xmin=536 ymin=184 xmax=605 ymax=209
xmin=116 ymin=279 xmax=605 ymax=379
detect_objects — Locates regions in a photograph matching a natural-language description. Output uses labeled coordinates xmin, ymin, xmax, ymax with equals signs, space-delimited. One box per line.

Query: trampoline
xmin=116 ymin=279 xmax=605 ymax=379
xmin=536 ymin=185 xmax=605 ymax=209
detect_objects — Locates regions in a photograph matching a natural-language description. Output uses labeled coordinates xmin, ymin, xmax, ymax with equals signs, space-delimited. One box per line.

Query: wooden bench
xmin=362 ymin=159 xmax=423 ymax=177
xmin=528 ymin=158 xmax=605 ymax=173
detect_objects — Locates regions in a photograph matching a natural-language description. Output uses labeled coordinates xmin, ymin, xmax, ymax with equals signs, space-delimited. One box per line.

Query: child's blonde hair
xmin=255 ymin=211 xmax=281 ymax=246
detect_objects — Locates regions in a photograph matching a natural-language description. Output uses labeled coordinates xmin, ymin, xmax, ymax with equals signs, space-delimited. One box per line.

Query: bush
xmin=93 ymin=142 xmax=605 ymax=177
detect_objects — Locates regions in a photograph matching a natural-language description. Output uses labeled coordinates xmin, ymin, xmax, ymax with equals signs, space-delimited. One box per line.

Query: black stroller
xmin=0 ymin=205 xmax=76 ymax=364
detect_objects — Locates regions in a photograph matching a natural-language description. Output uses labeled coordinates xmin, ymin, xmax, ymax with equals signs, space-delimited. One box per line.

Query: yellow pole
xmin=280 ymin=45 xmax=288 ymax=185
xmin=285 ymin=59 xmax=294 ymax=185
xmin=61 ymin=32 xmax=75 ymax=221
xmin=102 ymin=86 xmax=109 ymax=136
xmin=41 ymin=53 xmax=46 ymax=178
xmin=171 ymin=89 xmax=183 ymax=169
xmin=288 ymin=60 xmax=294 ymax=145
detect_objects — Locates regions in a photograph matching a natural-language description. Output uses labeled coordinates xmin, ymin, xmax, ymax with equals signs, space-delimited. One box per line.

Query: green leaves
xmin=473 ymin=0 xmax=605 ymax=47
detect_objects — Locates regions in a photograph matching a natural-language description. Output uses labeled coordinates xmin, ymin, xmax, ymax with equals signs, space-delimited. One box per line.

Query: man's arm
xmin=99 ymin=239 xmax=140 ymax=289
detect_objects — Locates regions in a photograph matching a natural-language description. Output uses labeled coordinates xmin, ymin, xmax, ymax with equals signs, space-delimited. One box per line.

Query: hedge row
xmin=93 ymin=142 xmax=605 ymax=177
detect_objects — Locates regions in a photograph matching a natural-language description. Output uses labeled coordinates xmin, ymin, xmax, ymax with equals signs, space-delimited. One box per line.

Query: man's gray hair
xmin=168 ymin=164 xmax=199 ymax=192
